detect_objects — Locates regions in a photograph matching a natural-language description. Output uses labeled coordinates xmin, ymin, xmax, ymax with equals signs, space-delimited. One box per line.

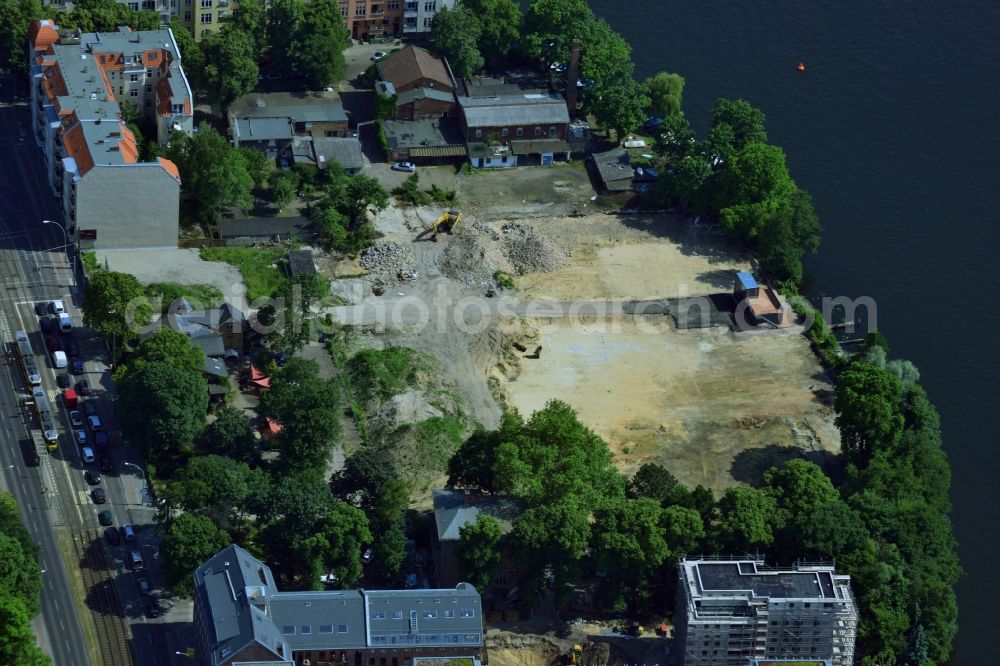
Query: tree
xmin=262 ymin=473 xmax=335 ymax=538
xmin=642 ymin=72 xmax=685 ymax=118
xmin=368 ymin=479 xmax=409 ymax=581
xmin=259 ymin=358 xmax=341 ymax=477
xmin=654 ymin=153 xmax=714 ymax=213
xmin=224 ymin=0 xmax=266 ymax=54
xmin=576 ymin=18 xmax=634 ymax=96
xmin=166 ymin=123 xmax=254 ymax=222
xmin=456 ymin=514 xmax=503 ymax=592
xmin=835 ymin=363 xmax=905 ymax=467
xmin=718 ymin=141 xmax=795 ymax=212
xmin=82 ymin=271 xmax=152 ymax=348
xmin=755 ymin=188 xmax=821 ymax=284
xmin=711 ymin=98 xmax=767 ymax=152
xmin=653 ymin=113 xmax=695 ymax=160
xmin=0 ymin=0 xmax=43 ymax=75
xmin=161 ymin=514 xmax=230 ymax=596
xmin=713 ymin=486 xmax=777 ymax=552
xmin=460 ymin=0 xmax=521 ymax=64
xmin=299 ymin=502 xmax=372 ymax=589
xmin=198 ymin=27 xmax=258 ymax=110
xmin=447 ymin=427 xmax=501 ymax=493
xmin=126 ymin=327 xmax=204 ymax=377
xmin=522 ymin=0 xmax=594 ymax=63
xmin=511 ymin=498 xmax=591 ymax=603
xmin=627 ymin=463 xmax=690 ymax=507
xmin=238 ymin=147 xmax=270 ymax=188
xmin=119 ymin=361 xmax=208 ymax=460
xmin=590 ymin=497 xmax=669 ymax=611
xmin=266 ymin=0 xmax=306 ymax=76
xmin=430 ymin=6 xmax=483 ymax=79
xmin=795 ymin=499 xmax=874 ymax=573
xmin=492 ymin=400 xmax=624 ymax=508
xmin=202 ymin=406 xmax=258 ymax=463
xmin=298 ymin=27 xmax=348 ymax=87
xmin=762 ymin=459 xmax=839 ymax=530
xmin=661 ymin=505 xmax=705 ymax=558
xmin=0 ymin=594 xmax=50 ymax=666
xmin=161 ymin=455 xmax=267 ymax=529
xmin=0 ymin=534 xmax=43 ymax=616
xmin=591 ymin=78 xmax=648 ymax=142
xmin=330 ymin=446 xmax=398 ymax=511
xmin=268 ymin=169 xmax=299 ymax=209
xmin=169 ymin=17 xmax=203 ymax=85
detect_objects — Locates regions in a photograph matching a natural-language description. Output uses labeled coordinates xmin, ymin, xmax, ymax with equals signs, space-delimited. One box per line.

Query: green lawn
xmin=144 ymin=282 xmax=224 ymax=313
xmin=199 ymin=247 xmax=287 ymax=301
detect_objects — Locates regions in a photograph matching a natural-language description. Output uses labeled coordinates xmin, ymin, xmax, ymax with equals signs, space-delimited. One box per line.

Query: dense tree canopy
xmin=125 ymin=327 xmax=204 ymax=378
xmin=298 ymin=502 xmax=371 ymax=589
xmin=0 ymin=594 xmax=50 ymax=666
xmin=711 ymin=98 xmax=767 ymax=155
xmin=835 ymin=363 xmax=905 ymax=466
xmin=165 ymin=123 xmax=254 ymax=222
xmin=201 ymin=406 xmax=259 ymax=464
xmin=459 ymin=0 xmax=521 ymax=64
xmin=590 ymin=78 xmax=648 ymax=141
xmin=642 ymin=72 xmax=685 ymax=118
xmin=162 ymin=514 xmax=230 ymax=596
xmin=330 ymin=445 xmax=399 ymax=511
xmin=713 ymin=486 xmax=777 ymax=552
xmin=119 ymin=361 xmax=208 ymax=460
xmin=82 ymin=271 xmax=152 ymax=345
xmin=456 ymin=514 xmax=503 ymax=592
xmin=0 ymin=0 xmax=44 ymax=75
xmin=430 ymin=6 xmax=484 ymax=79
xmin=259 ymin=357 xmax=341 ymax=477
xmin=590 ymin=497 xmax=670 ymax=612
xmin=199 ymin=27 xmax=259 ymax=110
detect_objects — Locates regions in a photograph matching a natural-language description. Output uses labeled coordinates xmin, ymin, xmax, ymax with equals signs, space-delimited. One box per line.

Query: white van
xmin=53 ymin=350 xmax=67 ymax=368
xmin=50 ymin=299 xmax=65 ymax=314
xmin=58 ymin=313 xmax=72 ymax=333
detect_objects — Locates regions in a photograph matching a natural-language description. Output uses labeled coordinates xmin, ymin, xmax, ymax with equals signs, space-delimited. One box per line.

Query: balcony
xmin=403 ymin=2 xmax=417 ymax=14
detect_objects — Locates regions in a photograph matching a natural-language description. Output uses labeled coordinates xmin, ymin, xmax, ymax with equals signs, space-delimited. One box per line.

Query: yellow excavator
xmin=429 ymin=209 xmax=461 ymax=241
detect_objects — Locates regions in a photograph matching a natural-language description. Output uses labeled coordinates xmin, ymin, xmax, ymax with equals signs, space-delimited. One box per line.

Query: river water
xmin=579 ymin=1 xmax=1000 ymax=662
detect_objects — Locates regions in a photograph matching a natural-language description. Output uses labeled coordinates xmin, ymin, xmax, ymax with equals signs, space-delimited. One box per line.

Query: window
xmin=393 ymin=611 xmax=403 ymax=619
xmin=501 ymin=128 xmax=509 ymax=137
xmin=185 ymin=0 xmax=192 ymax=5
xmin=374 ymin=611 xmax=387 ymax=620
xmin=474 ymin=129 xmax=482 ymax=139
xmin=459 ymin=609 xmax=474 ymax=618
xmin=355 ymin=6 xmax=365 ymax=15
xmin=184 ymin=10 xmax=192 ymax=19
xmin=200 ymin=12 xmax=212 ymax=22
xmin=201 ymin=0 xmax=212 ymax=6
xmin=371 ymin=4 xmax=381 ymax=14
xmin=516 ymin=127 xmax=523 ymax=137
xmin=337 ymin=624 xmax=349 ymax=633
xmin=142 ymin=0 xmax=155 ymax=9
xmin=534 ymin=127 xmax=541 ymax=136
xmin=341 ymin=7 xmax=347 ymax=16
xmin=405 ymin=1 xmax=417 ymax=10
xmin=301 ymin=626 xmax=312 ymax=635
xmin=444 ymin=610 xmax=455 ymax=618
xmin=282 ymin=626 xmax=296 ymax=635
xmin=129 ymin=89 xmax=138 ymax=97
xmin=548 ymin=126 xmax=556 ymax=136
xmin=423 ymin=1 xmax=435 ymax=10
xmin=127 ymin=1 xmax=138 ymax=9
xmin=172 ymin=103 xmax=184 ymax=113
xmin=388 ymin=0 xmax=399 ymax=7
xmin=146 ymin=85 xmax=152 ymax=93
xmin=319 ymin=625 xmax=334 ymax=634
xmin=422 ymin=611 xmax=436 ymax=619
xmin=146 ymin=100 xmax=152 ymax=107
xmin=130 ymin=74 xmax=139 ymax=82
xmin=423 ymin=17 xmax=432 ymax=27
xmin=146 ymin=68 xmax=154 ymax=76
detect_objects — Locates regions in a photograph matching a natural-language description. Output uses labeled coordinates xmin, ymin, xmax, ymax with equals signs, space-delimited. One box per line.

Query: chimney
xmin=565 ymin=38 xmax=581 ymax=113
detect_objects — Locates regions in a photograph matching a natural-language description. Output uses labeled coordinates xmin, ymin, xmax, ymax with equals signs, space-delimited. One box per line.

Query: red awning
xmin=252 ymin=377 xmax=271 ymax=388
xmin=250 ymin=365 xmax=268 ymax=381
xmin=263 ymin=418 xmax=283 ymax=436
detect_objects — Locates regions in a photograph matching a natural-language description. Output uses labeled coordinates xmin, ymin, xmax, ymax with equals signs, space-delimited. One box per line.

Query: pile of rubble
xmin=360 ymin=242 xmax=417 ymax=280
xmin=441 ymin=221 xmax=565 ymax=290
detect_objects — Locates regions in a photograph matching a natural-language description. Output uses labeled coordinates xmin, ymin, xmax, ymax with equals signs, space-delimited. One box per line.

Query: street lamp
xmin=42 ymin=219 xmax=75 ymax=281
xmin=122 ymin=461 xmax=146 ymax=482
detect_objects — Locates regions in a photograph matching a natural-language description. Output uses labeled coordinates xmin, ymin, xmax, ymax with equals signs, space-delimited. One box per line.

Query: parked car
xmin=371 ymin=51 xmax=387 ymax=61
xmin=71 ymin=359 xmax=85 ymax=374
xmin=361 ymin=547 xmax=375 ymax=564
xmin=122 ymin=524 xmax=136 ymax=543
xmin=81 ymin=446 xmax=95 ymax=463
xmin=63 ymin=388 xmax=78 ymax=408
xmin=69 ymin=410 xmax=83 ymax=427
xmin=391 ymin=162 xmax=416 ymax=172
xmin=98 ymin=510 xmax=113 ymax=526
xmin=35 ymin=303 xmax=46 ymax=316
xmin=56 ymin=373 xmax=71 ymax=388
xmin=49 ymin=299 xmax=65 ymax=314
xmin=76 ymin=380 xmax=91 ymax=396
xmin=74 ymin=430 xmax=87 ymax=446
xmin=40 ymin=317 xmax=54 ymax=333
xmin=66 ymin=338 xmax=80 ymax=358
xmin=85 ymin=470 xmax=102 ymax=485
xmin=136 ymin=577 xmax=151 ymax=595
xmin=145 ymin=599 xmax=162 ymax=618
xmin=91 ymin=488 xmax=106 ymax=504
xmin=99 ymin=456 xmax=113 ymax=473
xmin=83 ymin=401 xmax=98 ymax=416
xmin=642 ymin=116 xmax=664 ymax=131
xmin=88 ymin=414 xmax=102 ymax=431
xmin=58 ymin=313 xmax=72 ymax=333
xmin=105 ymin=527 xmax=121 ymax=545
xmin=94 ymin=432 xmax=110 ymax=451
xmin=128 ymin=549 xmax=144 ymax=569
xmin=46 ymin=335 xmax=60 ymax=352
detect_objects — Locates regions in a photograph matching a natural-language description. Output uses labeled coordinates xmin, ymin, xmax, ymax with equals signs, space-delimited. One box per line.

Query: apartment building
xmin=193 ymin=544 xmax=485 ymax=666
xmin=177 ymin=0 xmax=240 ymax=41
xmin=675 ymin=558 xmax=857 ymax=666
xmin=29 ymin=20 xmax=193 ymax=249
xmin=401 ymin=0 xmax=456 ymax=34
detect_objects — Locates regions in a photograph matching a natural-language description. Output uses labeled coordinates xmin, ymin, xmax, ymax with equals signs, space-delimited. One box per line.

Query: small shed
xmin=286 ymin=250 xmax=317 ymax=278
xmin=734 ymin=271 xmax=784 ymax=327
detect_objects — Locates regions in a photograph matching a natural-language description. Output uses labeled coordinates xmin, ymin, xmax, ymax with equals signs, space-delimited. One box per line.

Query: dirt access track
xmin=328 ymin=202 xmax=839 ymax=493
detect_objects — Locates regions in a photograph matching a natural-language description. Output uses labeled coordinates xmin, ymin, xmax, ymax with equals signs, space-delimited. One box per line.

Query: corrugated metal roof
xmin=234 ymin=117 xmax=294 ymax=142
xmin=458 ymin=93 xmax=569 ymax=128
xmin=736 ymin=272 xmax=758 ymax=290
xmin=408 ymin=145 xmax=468 ymax=158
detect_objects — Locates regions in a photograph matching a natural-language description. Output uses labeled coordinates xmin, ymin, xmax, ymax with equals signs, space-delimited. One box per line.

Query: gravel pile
xmin=500 ymin=222 xmax=567 ymax=273
xmin=441 ymin=221 xmax=565 ymax=289
xmin=360 ymin=242 xmax=416 ymax=279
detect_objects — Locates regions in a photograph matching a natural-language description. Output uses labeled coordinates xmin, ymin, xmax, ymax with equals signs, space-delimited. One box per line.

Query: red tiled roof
xmin=29 ymin=20 xmax=60 ymax=53
xmin=61 ymin=122 xmax=94 ymax=176
xmin=158 ymin=157 xmax=180 ymax=182
xmin=377 ymin=46 xmax=453 ymax=91
xmin=119 ymin=123 xmax=138 ymax=163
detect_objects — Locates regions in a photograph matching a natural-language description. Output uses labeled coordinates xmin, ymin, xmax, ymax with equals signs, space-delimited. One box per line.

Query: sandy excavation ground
xmin=325 ymin=205 xmax=839 ymax=493
xmin=502 ymin=318 xmax=840 ymax=492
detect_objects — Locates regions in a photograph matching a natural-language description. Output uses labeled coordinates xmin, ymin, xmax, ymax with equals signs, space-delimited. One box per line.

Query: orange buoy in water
xmin=797 ymin=61 xmax=806 ymax=72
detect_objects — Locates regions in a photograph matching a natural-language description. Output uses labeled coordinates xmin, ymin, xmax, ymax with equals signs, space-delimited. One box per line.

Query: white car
xmin=391 ymin=162 xmax=416 ymax=172
xmin=371 ymin=51 xmax=387 ymax=61
xmin=50 ymin=299 xmax=65 ymax=314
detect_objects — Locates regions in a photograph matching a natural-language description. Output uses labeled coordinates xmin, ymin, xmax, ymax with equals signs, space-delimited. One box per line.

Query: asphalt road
xmin=0 ymin=99 xmax=182 ymax=666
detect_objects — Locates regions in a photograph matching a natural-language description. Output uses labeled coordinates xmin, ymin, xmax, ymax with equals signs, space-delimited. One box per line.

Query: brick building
xmin=376 ymin=46 xmax=457 ymax=120
xmin=457 ymin=91 xmax=570 ymax=168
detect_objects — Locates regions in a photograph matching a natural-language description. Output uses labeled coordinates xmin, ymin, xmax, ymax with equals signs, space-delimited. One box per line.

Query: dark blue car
xmin=71 ymin=359 xmax=85 ymax=374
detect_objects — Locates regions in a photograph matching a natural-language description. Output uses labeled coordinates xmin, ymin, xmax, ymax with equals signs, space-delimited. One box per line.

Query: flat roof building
xmin=675 ymin=558 xmax=856 ymax=666
xmin=194 ymin=544 xmax=484 ymax=666
xmin=28 ymin=20 xmax=193 ymax=250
